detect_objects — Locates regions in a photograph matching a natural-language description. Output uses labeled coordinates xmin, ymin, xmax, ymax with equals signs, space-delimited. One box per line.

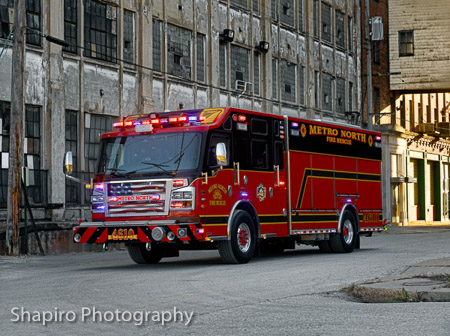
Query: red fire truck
xmin=69 ymin=107 xmax=384 ymax=264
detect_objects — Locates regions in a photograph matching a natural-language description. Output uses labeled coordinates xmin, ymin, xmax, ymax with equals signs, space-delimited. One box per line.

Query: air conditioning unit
xmin=437 ymin=122 xmax=450 ymax=137
xmin=371 ymin=17 xmax=384 ymax=41
xmin=413 ymin=123 xmax=435 ymax=134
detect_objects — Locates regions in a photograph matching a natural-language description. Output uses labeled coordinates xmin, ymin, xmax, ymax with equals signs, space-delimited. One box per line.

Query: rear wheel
xmin=218 ymin=210 xmax=256 ymax=264
xmin=128 ymin=244 xmax=163 ymax=264
xmin=317 ymin=240 xmax=332 ymax=253
xmin=330 ymin=210 xmax=358 ymax=253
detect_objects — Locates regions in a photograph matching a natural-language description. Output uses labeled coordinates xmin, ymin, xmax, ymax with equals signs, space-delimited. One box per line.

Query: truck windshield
xmin=97 ymin=132 xmax=202 ymax=176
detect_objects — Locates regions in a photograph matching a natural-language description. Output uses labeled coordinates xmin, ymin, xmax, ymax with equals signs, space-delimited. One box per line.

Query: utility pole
xmin=365 ymin=0 xmax=373 ymax=130
xmin=6 ymin=0 xmax=26 ymax=255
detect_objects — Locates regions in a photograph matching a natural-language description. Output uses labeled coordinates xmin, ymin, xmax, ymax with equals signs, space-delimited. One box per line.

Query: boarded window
xmin=322 ymin=73 xmax=332 ymax=111
xmin=123 ymin=10 xmax=135 ymax=65
xmin=152 ymin=19 xmax=162 ymax=72
xmin=336 ymin=11 xmax=345 ymax=49
xmin=167 ymin=24 xmax=192 ymax=80
xmin=281 ymin=60 xmax=296 ymax=103
xmin=336 ymin=78 xmax=345 ymax=115
xmin=196 ymin=34 xmax=205 ymax=82
xmin=321 ymin=2 xmax=332 ymax=43
xmin=63 ymin=0 xmax=78 ymax=54
xmin=83 ymin=0 xmax=117 ymax=62
xmin=280 ymin=0 xmax=294 ymax=27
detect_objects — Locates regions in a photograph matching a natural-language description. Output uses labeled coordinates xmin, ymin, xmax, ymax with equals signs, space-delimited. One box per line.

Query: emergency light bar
xmin=113 ymin=113 xmax=208 ymax=129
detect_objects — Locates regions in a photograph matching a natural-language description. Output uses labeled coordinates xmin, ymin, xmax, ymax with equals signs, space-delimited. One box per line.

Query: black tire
xmin=317 ymin=240 xmax=332 ymax=253
xmin=330 ymin=210 xmax=358 ymax=253
xmin=128 ymin=244 xmax=163 ymax=264
xmin=218 ymin=210 xmax=256 ymax=264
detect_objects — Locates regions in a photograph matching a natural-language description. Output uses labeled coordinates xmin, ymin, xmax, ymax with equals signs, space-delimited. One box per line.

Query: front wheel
xmin=128 ymin=244 xmax=163 ymax=264
xmin=218 ymin=210 xmax=256 ymax=264
xmin=330 ymin=210 xmax=358 ymax=253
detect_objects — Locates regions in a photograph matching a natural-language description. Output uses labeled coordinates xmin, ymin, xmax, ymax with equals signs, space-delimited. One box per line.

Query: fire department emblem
xmin=368 ymin=135 xmax=373 ymax=147
xmin=256 ymin=183 xmax=266 ymax=202
xmin=300 ymin=124 xmax=307 ymax=137
xmin=213 ymin=189 xmax=222 ymax=200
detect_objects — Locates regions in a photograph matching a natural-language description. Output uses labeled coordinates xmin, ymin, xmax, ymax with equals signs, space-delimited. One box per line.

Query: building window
xmin=253 ymin=0 xmax=259 ymax=13
xmin=63 ymin=0 xmax=77 ymax=54
xmin=167 ymin=24 xmax=192 ymax=80
xmin=298 ymin=0 xmax=304 ymax=32
xmin=253 ymin=52 xmax=260 ymax=96
xmin=280 ymin=0 xmax=294 ymax=27
xmin=84 ymin=113 xmax=113 ymax=173
xmin=281 ymin=60 xmax=296 ymax=103
xmin=374 ymin=87 xmax=380 ymax=115
xmin=196 ymin=34 xmax=205 ymax=83
xmin=314 ymin=71 xmax=320 ymax=107
xmin=348 ymin=17 xmax=353 ymax=52
xmin=152 ymin=19 xmax=162 ymax=72
xmin=336 ymin=11 xmax=345 ymax=49
xmin=373 ymin=41 xmax=380 ymax=64
xmin=0 ymin=0 xmax=13 ymax=39
xmin=219 ymin=42 xmax=226 ymax=88
xmin=83 ymin=0 xmax=117 ymax=62
xmin=272 ymin=58 xmax=278 ymax=100
xmin=336 ymin=78 xmax=345 ymax=115
xmin=399 ymin=30 xmax=414 ymax=56
xmin=349 ymin=81 xmax=353 ymax=111
xmin=123 ymin=10 xmax=135 ymax=65
xmin=231 ymin=45 xmax=250 ymax=90
xmin=65 ymin=110 xmax=79 ymax=204
xmin=230 ymin=0 xmax=248 ymax=9
xmin=0 ymin=1 xmax=42 ymax=45
xmin=25 ymin=0 xmax=42 ymax=46
xmin=0 ymin=101 xmax=10 ymax=206
xmin=25 ymin=105 xmax=43 ymax=204
xmin=321 ymin=2 xmax=332 ymax=44
xmin=271 ymin=0 xmax=278 ymax=21
xmin=313 ymin=0 xmax=319 ymax=38
xmin=322 ymin=73 xmax=332 ymax=111
xmin=300 ymin=65 xmax=305 ymax=105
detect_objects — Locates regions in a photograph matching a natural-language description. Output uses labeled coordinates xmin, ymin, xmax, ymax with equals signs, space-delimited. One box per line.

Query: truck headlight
xmin=170 ymin=187 xmax=195 ymax=210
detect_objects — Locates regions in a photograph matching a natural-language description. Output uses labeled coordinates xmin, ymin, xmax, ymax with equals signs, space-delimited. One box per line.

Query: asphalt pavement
xmin=347 ymin=224 xmax=450 ymax=303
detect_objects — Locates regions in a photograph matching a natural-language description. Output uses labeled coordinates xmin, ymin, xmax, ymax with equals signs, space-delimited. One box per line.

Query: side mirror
xmin=216 ymin=143 xmax=228 ymax=166
xmin=64 ymin=152 xmax=73 ymax=175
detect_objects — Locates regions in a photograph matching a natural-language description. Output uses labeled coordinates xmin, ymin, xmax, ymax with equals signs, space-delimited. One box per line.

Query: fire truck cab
xmin=70 ymin=107 xmax=384 ymax=264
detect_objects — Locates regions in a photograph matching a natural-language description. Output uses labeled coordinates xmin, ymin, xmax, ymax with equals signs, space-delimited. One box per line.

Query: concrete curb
xmin=346 ymin=258 xmax=450 ymax=303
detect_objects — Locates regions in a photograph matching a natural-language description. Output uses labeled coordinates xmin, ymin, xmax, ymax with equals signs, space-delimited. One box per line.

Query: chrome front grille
xmin=106 ymin=179 xmax=171 ymax=217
